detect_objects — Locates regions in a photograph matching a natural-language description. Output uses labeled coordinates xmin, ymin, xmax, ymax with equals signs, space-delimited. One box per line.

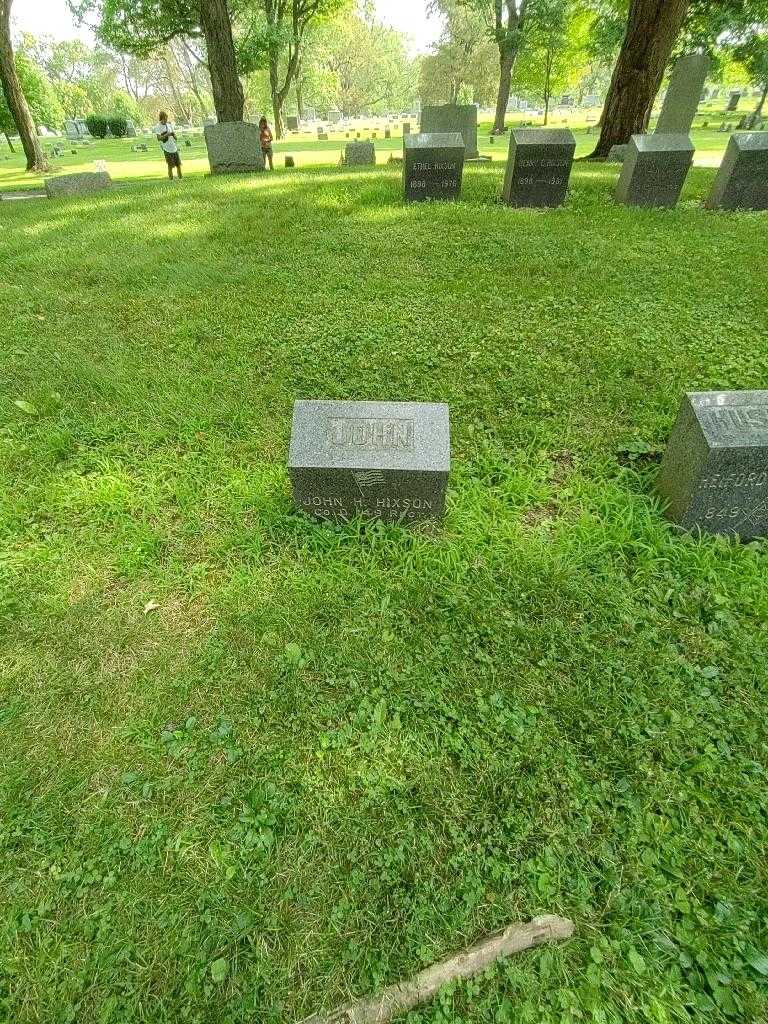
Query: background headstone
xmin=403 ymin=132 xmax=465 ymax=202
xmin=44 ymin=171 xmax=112 ymax=198
xmin=655 ymin=54 xmax=711 ymax=135
xmin=344 ymin=140 xmax=376 ymax=166
xmin=124 ymin=118 xmax=137 ymax=137
xmin=502 ymin=128 xmax=575 ymax=207
xmin=403 ymin=122 xmax=411 ymax=135
xmin=420 ymin=104 xmax=479 ymax=158
xmin=615 ymin=133 xmax=694 ymax=208
xmin=657 ymin=391 xmax=768 ymax=539
xmin=607 ymin=143 xmax=628 ymax=163
xmin=285 ymin=155 xmax=295 ymax=168
xmin=706 ymin=132 xmax=768 ymax=210
xmin=727 ymin=91 xmax=741 ymax=112
xmin=286 ymin=115 xmax=299 ymax=131
xmin=289 ymin=400 xmax=450 ymax=524
xmin=204 ymin=122 xmax=265 ymax=174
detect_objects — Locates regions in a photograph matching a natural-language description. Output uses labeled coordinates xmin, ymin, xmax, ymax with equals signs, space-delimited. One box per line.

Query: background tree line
xmin=1 ymin=0 xmax=767 ymax=172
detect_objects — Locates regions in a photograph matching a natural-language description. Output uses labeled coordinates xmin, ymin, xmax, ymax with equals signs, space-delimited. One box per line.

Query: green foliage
xmin=85 ymin=112 xmax=109 ymax=137
xmin=107 ymin=113 xmax=129 ymax=136
xmin=733 ymin=31 xmax=768 ymax=90
xmin=69 ymin=0 xmax=200 ymax=59
xmin=1 ymin=156 xmax=768 ymax=1023
xmin=0 ymin=52 xmax=64 ymax=136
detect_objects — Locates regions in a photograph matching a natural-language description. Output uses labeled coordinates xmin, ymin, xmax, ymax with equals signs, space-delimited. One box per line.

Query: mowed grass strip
xmin=1 ymin=161 xmax=767 ymax=1023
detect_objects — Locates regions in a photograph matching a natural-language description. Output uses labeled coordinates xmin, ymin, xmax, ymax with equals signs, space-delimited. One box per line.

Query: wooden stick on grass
xmin=301 ymin=914 xmax=575 ymax=1024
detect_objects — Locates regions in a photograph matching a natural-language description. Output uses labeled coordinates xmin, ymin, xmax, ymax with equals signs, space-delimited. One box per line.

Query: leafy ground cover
xmin=1 ymin=158 xmax=767 ymax=1023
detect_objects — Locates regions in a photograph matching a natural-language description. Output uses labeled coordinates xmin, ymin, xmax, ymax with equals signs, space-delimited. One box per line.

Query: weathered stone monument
xmin=615 ymin=134 xmax=694 ymax=208
xmin=706 ymin=132 xmax=768 ymax=210
xmin=607 ymin=144 xmax=628 ymax=163
xmin=403 ymin=132 xmax=465 ymax=202
xmin=727 ymin=91 xmax=741 ymax=112
xmin=289 ymin=400 xmax=450 ymax=524
xmin=344 ymin=141 xmax=375 ymax=166
xmin=125 ymin=119 xmax=137 ymax=137
xmin=203 ymin=122 xmax=264 ymax=174
xmin=420 ymin=104 xmax=479 ymax=158
xmin=502 ymin=128 xmax=575 ymax=207
xmin=655 ymin=54 xmax=711 ymax=135
xmin=286 ymin=115 xmax=299 ymax=131
xmin=44 ymin=171 xmax=112 ymax=198
xmin=657 ymin=391 xmax=768 ymax=539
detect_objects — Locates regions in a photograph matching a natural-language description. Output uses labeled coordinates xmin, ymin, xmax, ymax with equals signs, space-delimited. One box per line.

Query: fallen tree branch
xmin=301 ymin=914 xmax=575 ymax=1024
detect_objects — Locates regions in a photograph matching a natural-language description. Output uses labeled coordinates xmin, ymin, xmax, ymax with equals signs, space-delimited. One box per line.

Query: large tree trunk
xmin=589 ymin=0 xmax=689 ymax=159
xmin=492 ymin=48 xmax=518 ymax=134
xmin=199 ymin=0 xmax=243 ymax=122
xmin=269 ymin=50 xmax=284 ymax=138
xmin=0 ymin=0 xmax=48 ymax=172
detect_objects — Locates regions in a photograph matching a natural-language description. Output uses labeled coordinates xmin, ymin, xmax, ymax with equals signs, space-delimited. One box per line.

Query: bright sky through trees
xmin=13 ymin=0 xmax=444 ymax=52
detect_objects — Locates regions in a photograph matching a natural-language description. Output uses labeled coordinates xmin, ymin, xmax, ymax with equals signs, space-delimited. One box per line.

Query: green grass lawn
xmin=2 ymin=160 xmax=768 ymax=1024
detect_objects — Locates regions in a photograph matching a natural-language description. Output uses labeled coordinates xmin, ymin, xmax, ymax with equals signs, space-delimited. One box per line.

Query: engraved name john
xmin=326 ymin=416 xmax=415 ymax=452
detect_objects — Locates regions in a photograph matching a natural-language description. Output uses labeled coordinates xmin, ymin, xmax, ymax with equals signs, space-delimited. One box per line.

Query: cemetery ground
xmin=1 ymin=153 xmax=768 ymax=1024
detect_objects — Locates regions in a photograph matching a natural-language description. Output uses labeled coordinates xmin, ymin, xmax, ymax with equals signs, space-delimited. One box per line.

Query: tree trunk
xmin=295 ymin=59 xmax=305 ymax=121
xmin=492 ymin=48 xmax=518 ymax=134
xmin=269 ymin=50 xmax=283 ymax=138
xmin=5 ymin=130 xmax=14 ymax=152
xmin=745 ymin=82 xmax=768 ymax=129
xmin=589 ymin=0 xmax=689 ymax=159
xmin=199 ymin=0 xmax=243 ymax=122
xmin=0 ymin=0 xmax=48 ymax=172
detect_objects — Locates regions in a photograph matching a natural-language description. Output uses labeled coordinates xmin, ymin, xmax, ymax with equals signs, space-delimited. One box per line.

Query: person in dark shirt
xmin=259 ymin=117 xmax=274 ymax=170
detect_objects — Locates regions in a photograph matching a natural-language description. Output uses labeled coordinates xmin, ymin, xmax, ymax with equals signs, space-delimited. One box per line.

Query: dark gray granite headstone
xmin=204 ymin=121 xmax=264 ymax=173
xmin=706 ymin=132 xmax=768 ymax=210
xmin=286 ymin=115 xmax=299 ymax=131
xmin=289 ymin=400 xmax=450 ymax=524
xmin=607 ymin=144 xmax=628 ymax=163
xmin=727 ymin=91 xmax=741 ymax=112
xmin=502 ymin=128 xmax=575 ymax=207
xmin=615 ymin=133 xmax=693 ymax=208
xmin=655 ymin=54 xmax=710 ymax=135
xmin=403 ymin=132 xmax=465 ymax=202
xmin=44 ymin=171 xmax=112 ymax=198
xmin=657 ymin=391 xmax=768 ymax=539
xmin=420 ymin=104 xmax=479 ymax=158
xmin=345 ymin=141 xmax=375 ymax=166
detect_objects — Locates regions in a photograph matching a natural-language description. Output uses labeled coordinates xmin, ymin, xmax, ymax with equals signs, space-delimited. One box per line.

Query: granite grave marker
xmin=502 ymin=128 xmax=575 ymax=207
xmin=615 ymin=133 xmax=694 ymax=208
xmin=403 ymin=132 xmax=465 ymax=202
xmin=44 ymin=171 xmax=112 ymax=198
xmin=706 ymin=132 xmax=768 ymax=210
xmin=345 ymin=140 xmax=375 ymax=166
xmin=204 ymin=122 xmax=264 ymax=174
xmin=657 ymin=391 xmax=768 ymax=539
xmin=289 ymin=400 xmax=450 ymax=524
xmin=655 ymin=54 xmax=710 ymax=135
xmin=420 ymin=103 xmax=479 ymax=158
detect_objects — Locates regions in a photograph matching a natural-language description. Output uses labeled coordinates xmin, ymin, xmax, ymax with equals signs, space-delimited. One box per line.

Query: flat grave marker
xmin=289 ymin=400 xmax=450 ymax=524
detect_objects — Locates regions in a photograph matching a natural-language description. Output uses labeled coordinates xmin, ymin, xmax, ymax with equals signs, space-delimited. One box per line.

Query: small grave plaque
xmin=502 ymin=128 xmax=575 ymax=207
xmin=706 ymin=132 xmax=768 ymax=210
xmin=403 ymin=132 xmax=465 ymax=202
xmin=615 ymin=133 xmax=694 ymax=208
xmin=44 ymin=171 xmax=112 ymax=198
xmin=289 ymin=400 xmax=450 ymax=524
xmin=657 ymin=391 xmax=768 ymax=539
xmin=345 ymin=141 xmax=375 ymax=166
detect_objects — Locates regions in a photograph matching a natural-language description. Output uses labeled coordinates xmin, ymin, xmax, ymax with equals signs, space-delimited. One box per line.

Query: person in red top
xmin=259 ymin=117 xmax=274 ymax=170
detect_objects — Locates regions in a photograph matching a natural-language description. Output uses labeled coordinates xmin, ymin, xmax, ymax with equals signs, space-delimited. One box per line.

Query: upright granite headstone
xmin=204 ymin=122 xmax=264 ymax=174
xmin=607 ymin=144 xmax=628 ymax=163
xmin=286 ymin=115 xmax=299 ymax=131
xmin=288 ymin=400 xmax=450 ymax=524
xmin=44 ymin=171 xmax=112 ymax=198
xmin=727 ymin=91 xmax=741 ymax=112
xmin=403 ymin=132 xmax=465 ymax=202
xmin=706 ymin=132 xmax=768 ymax=210
xmin=344 ymin=141 xmax=375 ymax=166
xmin=502 ymin=128 xmax=575 ymax=207
xmin=64 ymin=119 xmax=80 ymax=141
xmin=403 ymin=122 xmax=411 ymax=136
xmin=655 ymin=54 xmax=711 ymax=135
xmin=420 ymin=104 xmax=479 ymax=158
xmin=657 ymin=391 xmax=768 ymax=539
xmin=125 ymin=119 xmax=137 ymax=137
xmin=615 ymin=134 xmax=694 ymax=208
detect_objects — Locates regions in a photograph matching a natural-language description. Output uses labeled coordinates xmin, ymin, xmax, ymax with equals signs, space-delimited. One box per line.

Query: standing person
xmin=259 ymin=117 xmax=274 ymax=171
xmin=153 ymin=111 xmax=182 ymax=180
